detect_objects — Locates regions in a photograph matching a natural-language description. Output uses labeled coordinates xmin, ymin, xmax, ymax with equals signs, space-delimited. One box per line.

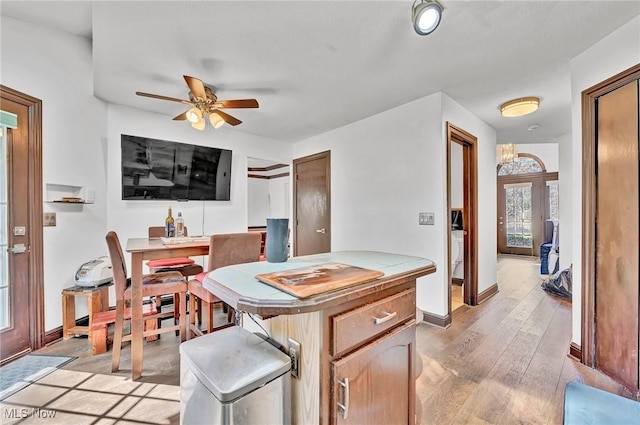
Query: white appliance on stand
xmin=451 ymin=230 xmax=464 ymax=280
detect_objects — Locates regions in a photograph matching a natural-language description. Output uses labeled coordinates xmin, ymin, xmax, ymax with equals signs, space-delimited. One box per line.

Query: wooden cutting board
xmin=255 ymin=262 xmax=384 ymax=298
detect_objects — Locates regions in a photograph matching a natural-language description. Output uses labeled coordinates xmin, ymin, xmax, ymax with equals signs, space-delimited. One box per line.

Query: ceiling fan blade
xmin=136 ymin=91 xmax=192 ymax=105
xmin=214 ymin=99 xmax=259 ymax=109
xmin=215 ymin=109 xmax=242 ymax=126
xmin=183 ymin=75 xmax=207 ymax=100
xmin=173 ymin=111 xmax=189 ymax=121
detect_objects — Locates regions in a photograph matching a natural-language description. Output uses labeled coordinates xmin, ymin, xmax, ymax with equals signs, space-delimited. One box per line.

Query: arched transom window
xmin=498 ymin=153 xmax=546 ymax=176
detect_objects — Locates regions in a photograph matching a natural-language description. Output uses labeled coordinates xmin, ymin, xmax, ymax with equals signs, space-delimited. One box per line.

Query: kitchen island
xmin=203 ymin=250 xmax=436 ymax=425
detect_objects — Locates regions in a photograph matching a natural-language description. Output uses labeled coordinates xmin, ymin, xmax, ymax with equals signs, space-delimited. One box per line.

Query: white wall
xmin=269 ymin=176 xmax=290 ymax=219
xmin=248 ymin=178 xmax=270 ymax=226
xmin=106 ymin=105 xmax=292 ymax=275
xmin=1 ymin=17 xmax=109 ymax=330
xmin=569 ymin=15 xmax=640 ymax=346
xmin=248 ymin=175 xmax=291 ymax=227
xmin=293 ymin=92 xmax=497 ymax=317
xmin=557 ymin=132 xmax=572 ymax=270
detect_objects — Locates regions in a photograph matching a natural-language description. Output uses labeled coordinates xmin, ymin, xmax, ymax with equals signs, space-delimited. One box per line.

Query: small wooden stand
xmin=62 ymin=283 xmax=112 ymax=341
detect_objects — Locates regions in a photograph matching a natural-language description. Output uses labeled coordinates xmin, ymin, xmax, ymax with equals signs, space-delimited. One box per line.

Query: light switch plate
xmin=44 ymin=212 xmax=56 ymax=227
xmin=419 ymin=212 xmax=435 ymax=225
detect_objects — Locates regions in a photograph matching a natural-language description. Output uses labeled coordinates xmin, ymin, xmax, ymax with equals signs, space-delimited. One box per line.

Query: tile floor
xmin=0 ymin=369 xmax=180 ymax=424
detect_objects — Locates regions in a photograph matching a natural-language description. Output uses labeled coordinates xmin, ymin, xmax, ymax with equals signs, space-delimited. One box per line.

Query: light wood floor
xmin=416 ymin=255 xmax=634 ymax=425
xmin=2 ymin=256 xmax=634 ymax=424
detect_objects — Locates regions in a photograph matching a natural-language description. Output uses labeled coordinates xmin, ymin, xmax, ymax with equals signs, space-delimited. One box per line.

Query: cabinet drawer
xmin=332 ymin=288 xmax=415 ymax=356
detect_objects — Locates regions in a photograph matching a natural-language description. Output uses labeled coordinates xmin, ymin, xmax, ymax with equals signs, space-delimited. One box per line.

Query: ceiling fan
xmin=136 ymin=75 xmax=259 ymax=130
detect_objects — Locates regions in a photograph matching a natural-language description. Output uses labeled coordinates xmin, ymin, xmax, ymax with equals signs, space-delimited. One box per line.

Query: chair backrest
xmin=208 ymin=232 xmax=262 ymax=271
xmin=149 ymin=226 xmax=189 ymax=238
xmin=105 ymin=231 xmax=128 ymax=300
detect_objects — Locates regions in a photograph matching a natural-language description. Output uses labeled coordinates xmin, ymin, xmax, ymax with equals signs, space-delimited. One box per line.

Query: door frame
xmin=497 ymin=171 xmax=558 ymax=257
xmin=581 ymin=63 xmax=640 ymax=366
xmin=292 ymin=150 xmax=331 ymax=257
xmin=446 ymin=122 xmax=478 ymax=308
xmin=0 ymin=85 xmax=44 ymax=363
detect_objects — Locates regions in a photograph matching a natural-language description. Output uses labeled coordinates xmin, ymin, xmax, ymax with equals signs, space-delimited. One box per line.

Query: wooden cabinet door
xmin=331 ymin=322 xmax=415 ymax=425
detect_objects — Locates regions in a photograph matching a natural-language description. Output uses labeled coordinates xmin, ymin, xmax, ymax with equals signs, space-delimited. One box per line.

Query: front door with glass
xmin=497 ymin=156 xmax=558 ymax=257
xmin=0 ymin=93 xmax=39 ymax=363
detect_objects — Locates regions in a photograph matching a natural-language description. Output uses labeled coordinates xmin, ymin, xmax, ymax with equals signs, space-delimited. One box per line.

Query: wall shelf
xmin=44 ymin=183 xmax=94 ymax=204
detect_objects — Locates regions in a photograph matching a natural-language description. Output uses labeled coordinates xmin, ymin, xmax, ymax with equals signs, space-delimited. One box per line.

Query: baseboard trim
xmin=44 ymin=326 xmax=63 ymax=346
xmin=568 ymin=342 xmax=582 ymax=362
xmin=421 ymin=310 xmax=451 ymax=328
xmin=478 ymin=283 xmax=499 ymax=303
xmin=452 ymin=277 xmax=464 ymax=286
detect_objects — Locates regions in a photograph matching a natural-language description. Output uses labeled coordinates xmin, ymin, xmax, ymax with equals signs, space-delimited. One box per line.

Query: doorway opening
xmin=497 ymin=153 xmax=558 ymax=259
xmin=447 ymin=123 xmax=478 ymax=314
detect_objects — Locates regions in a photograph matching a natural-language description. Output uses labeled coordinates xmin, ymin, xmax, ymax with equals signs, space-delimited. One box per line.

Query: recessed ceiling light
xmin=412 ymin=0 xmax=444 ymax=36
xmin=500 ymin=97 xmax=540 ymax=118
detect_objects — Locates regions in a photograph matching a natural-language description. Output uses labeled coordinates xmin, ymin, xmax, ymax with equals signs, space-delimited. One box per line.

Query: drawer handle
xmin=373 ymin=311 xmax=397 ymax=325
xmin=338 ymin=378 xmax=349 ymax=419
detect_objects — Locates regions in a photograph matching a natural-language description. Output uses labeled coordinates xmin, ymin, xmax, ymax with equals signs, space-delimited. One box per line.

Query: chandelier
xmin=498 ymin=144 xmax=518 ymax=164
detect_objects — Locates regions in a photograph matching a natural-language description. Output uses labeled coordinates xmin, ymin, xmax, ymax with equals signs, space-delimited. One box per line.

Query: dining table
xmin=125 ymin=236 xmax=210 ymax=380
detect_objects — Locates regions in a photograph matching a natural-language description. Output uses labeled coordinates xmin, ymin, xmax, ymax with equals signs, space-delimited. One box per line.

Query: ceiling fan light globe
xmin=186 ymin=107 xmax=203 ymax=123
xmin=413 ymin=1 xmax=442 ymax=35
xmin=209 ymin=112 xmax=225 ymax=129
xmin=191 ymin=117 xmax=206 ymax=131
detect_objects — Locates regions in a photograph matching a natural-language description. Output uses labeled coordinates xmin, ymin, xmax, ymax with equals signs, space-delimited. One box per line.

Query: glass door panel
xmin=0 ymin=126 xmax=8 ymax=330
xmin=505 ymin=185 xmax=532 ymax=248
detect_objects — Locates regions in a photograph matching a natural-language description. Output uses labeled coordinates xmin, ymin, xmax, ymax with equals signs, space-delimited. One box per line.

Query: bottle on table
xmin=176 ymin=212 xmax=185 ymax=237
xmin=165 ymin=206 xmax=175 ymax=237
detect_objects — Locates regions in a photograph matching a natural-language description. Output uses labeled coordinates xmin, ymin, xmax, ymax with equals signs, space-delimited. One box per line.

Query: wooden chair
xmin=188 ymin=232 xmax=262 ymax=338
xmin=105 ymin=231 xmax=188 ymax=374
xmin=147 ymin=226 xmax=204 ymax=326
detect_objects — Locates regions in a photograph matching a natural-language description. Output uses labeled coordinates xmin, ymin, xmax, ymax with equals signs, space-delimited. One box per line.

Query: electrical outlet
xmin=288 ymin=338 xmax=301 ymax=379
xmin=419 ymin=212 xmax=435 ymax=225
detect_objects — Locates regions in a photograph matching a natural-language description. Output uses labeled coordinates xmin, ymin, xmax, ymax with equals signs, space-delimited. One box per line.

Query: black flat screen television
xmin=121 ymin=134 xmax=232 ymax=201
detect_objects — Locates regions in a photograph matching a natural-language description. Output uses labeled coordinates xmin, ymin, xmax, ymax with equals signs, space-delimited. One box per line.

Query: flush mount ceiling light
xmin=412 ymin=0 xmax=443 ymax=36
xmin=500 ymin=97 xmax=540 ymax=118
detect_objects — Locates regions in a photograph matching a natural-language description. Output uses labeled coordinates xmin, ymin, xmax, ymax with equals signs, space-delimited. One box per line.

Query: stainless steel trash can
xmin=180 ymin=326 xmax=291 ymax=425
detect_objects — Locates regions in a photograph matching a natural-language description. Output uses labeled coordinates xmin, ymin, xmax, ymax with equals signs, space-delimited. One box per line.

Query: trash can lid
xmin=180 ymin=326 xmax=291 ymax=402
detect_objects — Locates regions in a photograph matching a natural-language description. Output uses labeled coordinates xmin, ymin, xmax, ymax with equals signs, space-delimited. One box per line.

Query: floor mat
xmin=0 ymin=354 xmax=75 ymax=401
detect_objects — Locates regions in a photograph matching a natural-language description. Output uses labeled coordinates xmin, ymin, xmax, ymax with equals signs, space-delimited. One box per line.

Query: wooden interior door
xmin=0 ymin=86 xmax=44 ymax=363
xmin=594 ymin=79 xmax=639 ymax=390
xmin=293 ymin=151 xmax=331 ymax=256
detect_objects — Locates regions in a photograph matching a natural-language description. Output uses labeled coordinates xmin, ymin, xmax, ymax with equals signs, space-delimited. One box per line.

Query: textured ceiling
xmin=2 ymin=1 xmax=639 ymax=144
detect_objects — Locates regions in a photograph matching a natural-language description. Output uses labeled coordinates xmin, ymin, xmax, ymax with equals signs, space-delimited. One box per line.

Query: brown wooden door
xmin=594 ymin=79 xmax=639 ymax=390
xmin=497 ymin=173 xmax=558 ymax=257
xmin=293 ymin=151 xmax=331 ymax=256
xmin=331 ymin=322 xmax=415 ymax=424
xmin=0 ymin=93 xmax=37 ymax=361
